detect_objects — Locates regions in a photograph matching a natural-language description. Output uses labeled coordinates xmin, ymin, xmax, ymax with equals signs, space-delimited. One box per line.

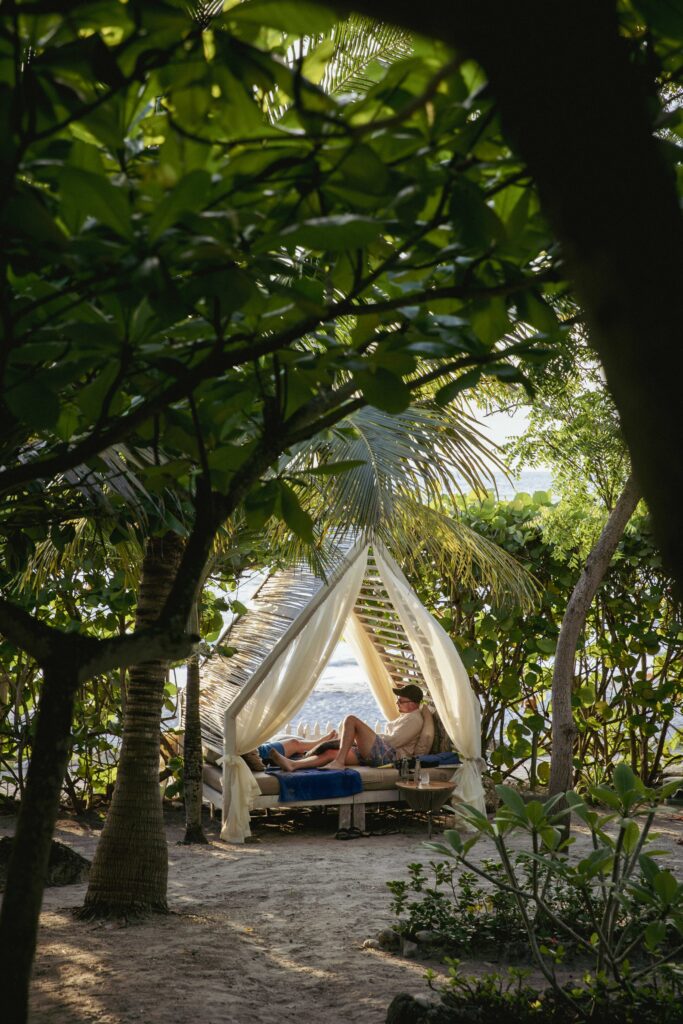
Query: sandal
xmin=334 ymin=827 xmax=363 ymax=840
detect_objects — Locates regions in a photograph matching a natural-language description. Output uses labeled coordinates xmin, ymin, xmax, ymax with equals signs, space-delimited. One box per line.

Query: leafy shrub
xmin=424 ymin=767 xmax=683 ymax=1008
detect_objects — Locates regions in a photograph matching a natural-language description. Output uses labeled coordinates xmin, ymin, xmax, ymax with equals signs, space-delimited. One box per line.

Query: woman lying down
xmin=257 ymin=685 xmax=426 ymax=773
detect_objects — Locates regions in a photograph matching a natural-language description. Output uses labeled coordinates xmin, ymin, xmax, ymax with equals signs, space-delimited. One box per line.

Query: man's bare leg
xmin=322 ymin=715 xmax=377 ymax=770
xmin=269 ymin=747 xmax=338 ymax=773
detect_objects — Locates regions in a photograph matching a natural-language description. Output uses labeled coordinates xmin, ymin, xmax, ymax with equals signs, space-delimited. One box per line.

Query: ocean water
xmin=476 ymin=468 xmax=552 ymax=501
xmin=287 ymin=468 xmax=553 ymax=732
xmin=287 ymin=643 xmax=387 ymax=733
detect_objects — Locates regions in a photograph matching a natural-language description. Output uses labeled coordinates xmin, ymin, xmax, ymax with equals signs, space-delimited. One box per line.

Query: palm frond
xmin=318 ymin=16 xmax=413 ymax=97
xmin=269 ymin=403 xmax=537 ymax=608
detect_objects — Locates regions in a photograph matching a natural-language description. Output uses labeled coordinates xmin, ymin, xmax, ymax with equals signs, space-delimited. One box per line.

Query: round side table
xmin=396 ymin=780 xmax=456 ymax=838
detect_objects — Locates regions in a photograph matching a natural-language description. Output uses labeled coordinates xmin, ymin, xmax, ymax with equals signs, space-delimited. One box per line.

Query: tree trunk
xmin=321 ymin=0 xmax=683 ymax=596
xmin=549 ymin=474 xmax=640 ymax=798
xmin=182 ymin=598 xmax=207 ymax=844
xmin=82 ymin=533 xmax=184 ymax=916
xmin=0 ymin=657 xmax=81 ymax=1024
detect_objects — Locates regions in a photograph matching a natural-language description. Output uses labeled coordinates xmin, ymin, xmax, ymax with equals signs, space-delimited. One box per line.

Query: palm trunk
xmin=83 ymin=533 xmax=184 ymax=916
xmin=182 ymin=653 xmax=207 ymax=843
xmin=549 ymin=474 xmax=640 ymax=798
xmin=182 ymin=598 xmax=207 ymax=843
xmin=0 ymin=657 xmax=80 ymax=1024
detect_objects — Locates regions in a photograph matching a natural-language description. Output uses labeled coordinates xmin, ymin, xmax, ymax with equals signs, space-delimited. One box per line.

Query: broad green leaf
xmin=2 ymin=187 xmax=67 ymax=247
xmin=442 ymin=829 xmax=463 ymax=853
xmin=589 ymin=786 xmax=623 ymax=810
xmin=639 ymin=854 xmax=662 ymax=885
xmin=435 ymin=368 xmax=482 ymax=406
xmin=622 ymin=819 xmax=640 ymax=854
xmin=60 ymin=167 xmax=133 ymax=239
xmin=495 ymin=785 xmax=527 ymax=820
xmin=305 ymin=460 xmax=366 ymax=476
xmin=278 ymin=483 xmax=314 ymax=542
xmin=450 ymin=178 xmax=504 ymax=250
xmin=613 ymin=763 xmax=639 ymax=799
xmin=225 ymin=0 xmax=338 ymax=34
xmin=75 ymin=365 xmax=120 ymax=423
xmin=244 ymin=481 xmax=279 ymax=529
xmin=355 ymin=368 xmax=411 ymax=413
xmin=632 ymin=0 xmax=683 ymax=39
xmin=148 ymin=170 xmax=212 ymax=240
xmin=274 ymin=215 xmax=383 ymax=252
xmin=653 ymin=869 xmax=679 ymax=904
xmin=644 ymin=921 xmax=667 ymax=951
xmin=5 ymin=380 xmax=60 ymax=429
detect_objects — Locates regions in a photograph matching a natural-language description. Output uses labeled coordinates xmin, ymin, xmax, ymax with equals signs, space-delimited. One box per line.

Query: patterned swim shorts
xmin=355 ymin=734 xmax=396 ymax=768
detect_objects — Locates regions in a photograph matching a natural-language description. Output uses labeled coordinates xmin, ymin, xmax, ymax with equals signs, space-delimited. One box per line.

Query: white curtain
xmin=374 ymin=547 xmax=486 ymax=816
xmin=221 ymin=550 xmax=369 ymax=842
xmin=343 ymin=609 xmax=397 ymax=722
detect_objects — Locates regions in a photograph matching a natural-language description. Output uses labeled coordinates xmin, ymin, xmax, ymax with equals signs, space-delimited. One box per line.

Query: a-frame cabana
xmin=199 ymin=537 xmax=486 ymax=843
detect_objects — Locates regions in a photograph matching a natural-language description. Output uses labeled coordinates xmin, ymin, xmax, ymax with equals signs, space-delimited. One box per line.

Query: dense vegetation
xmin=1 ymin=1 xmax=682 ymax=1021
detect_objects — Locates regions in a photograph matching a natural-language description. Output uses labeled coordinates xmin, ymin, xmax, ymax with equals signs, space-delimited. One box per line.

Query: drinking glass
xmin=417 ymin=770 xmax=430 ymax=788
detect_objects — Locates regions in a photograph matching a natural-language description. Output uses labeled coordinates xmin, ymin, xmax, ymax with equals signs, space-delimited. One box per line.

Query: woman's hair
xmin=308 ymin=739 xmax=341 ymax=756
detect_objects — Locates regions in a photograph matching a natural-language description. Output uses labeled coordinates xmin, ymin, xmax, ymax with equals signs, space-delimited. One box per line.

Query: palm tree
xmin=83 ymin=533 xmax=185 ymax=915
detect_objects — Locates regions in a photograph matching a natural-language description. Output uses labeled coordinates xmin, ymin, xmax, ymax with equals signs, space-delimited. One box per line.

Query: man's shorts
xmin=257 ymin=741 xmax=285 ymax=762
xmin=355 ymin=734 xmax=396 ymax=768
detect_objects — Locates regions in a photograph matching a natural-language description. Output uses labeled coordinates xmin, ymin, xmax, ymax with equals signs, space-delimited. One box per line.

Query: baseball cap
xmin=392 ymin=684 xmax=424 ymax=703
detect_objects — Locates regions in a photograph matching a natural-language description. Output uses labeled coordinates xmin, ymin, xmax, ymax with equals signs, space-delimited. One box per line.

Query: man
xmin=268 ymin=684 xmax=425 ymax=773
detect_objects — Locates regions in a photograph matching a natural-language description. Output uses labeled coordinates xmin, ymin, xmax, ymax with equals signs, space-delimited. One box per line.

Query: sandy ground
xmin=3 ymin=802 xmax=683 ymax=1024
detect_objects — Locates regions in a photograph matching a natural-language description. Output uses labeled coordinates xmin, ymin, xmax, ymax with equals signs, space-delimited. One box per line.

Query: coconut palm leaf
xmin=317 ymin=15 xmax=413 ymax=97
xmin=267 ymin=403 xmax=538 ymax=608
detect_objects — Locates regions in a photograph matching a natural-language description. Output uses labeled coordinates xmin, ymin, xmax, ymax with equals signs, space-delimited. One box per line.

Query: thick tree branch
xmin=0 ymin=597 xmax=197 ymax=683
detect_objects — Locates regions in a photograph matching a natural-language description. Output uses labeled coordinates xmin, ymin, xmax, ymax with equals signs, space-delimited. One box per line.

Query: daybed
xmin=202 ymin=761 xmax=460 ymax=832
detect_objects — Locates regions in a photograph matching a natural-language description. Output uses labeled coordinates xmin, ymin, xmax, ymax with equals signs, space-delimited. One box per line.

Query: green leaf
xmin=244 ymin=481 xmax=279 ymax=529
xmin=355 ymin=368 xmax=411 ymax=414
xmin=5 ymin=380 xmax=60 ymax=429
xmin=495 ymin=785 xmax=527 ymax=820
xmin=450 ymin=179 xmax=504 ymax=250
xmin=442 ymin=829 xmax=463 ymax=854
xmin=653 ymin=869 xmax=679 ymax=905
xmin=632 ymin=0 xmax=683 ymax=39
xmin=148 ymin=170 xmax=212 ymax=240
xmin=60 ymin=167 xmax=133 ymax=239
xmin=1 ymin=186 xmax=66 ymax=247
xmin=644 ymin=921 xmax=667 ymax=952
xmin=74 ymin=365 xmax=120 ymax=423
xmin=435 ymin=368 xmax=482 ymax=406
xmin=622 ymin=819 xmax=640 ymax=855
xmin=613 ymin=763 xmax=639 ymax=799
xmin=278 ymin=483 xmax=314 ymax=543
xmin=225 ymin=0 xmax=338 ymax=34
xmin=639 ymin=854 xmax=663 ymax=885
xmin=589 ymin=786 xmax=623 ymax=810
xmin=305 ymin=460 xmax=366 ymax=476
xmin=274 ymin=215 xmax=383 ymax=252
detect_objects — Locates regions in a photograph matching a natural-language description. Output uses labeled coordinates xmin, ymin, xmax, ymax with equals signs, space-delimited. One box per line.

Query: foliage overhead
xmin=0 ymin=0 xmax=565 ymax=595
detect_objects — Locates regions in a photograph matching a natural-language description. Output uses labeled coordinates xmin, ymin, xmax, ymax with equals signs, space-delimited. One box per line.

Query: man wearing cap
xmin=267 ymin=684 xmax=425 ymax=773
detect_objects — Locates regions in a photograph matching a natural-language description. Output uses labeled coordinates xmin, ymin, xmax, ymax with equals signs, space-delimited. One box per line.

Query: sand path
xmin=3 ymin=803 xmax=683 ymax=1024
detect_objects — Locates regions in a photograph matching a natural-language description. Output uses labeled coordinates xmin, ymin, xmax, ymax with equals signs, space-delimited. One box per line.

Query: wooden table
xmin=396 ymin=780 xmax=456 ymax=838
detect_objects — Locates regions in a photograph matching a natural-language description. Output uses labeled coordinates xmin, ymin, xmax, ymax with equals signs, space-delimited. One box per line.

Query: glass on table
xmin=417 ymin=769 xmax=430 ymax=788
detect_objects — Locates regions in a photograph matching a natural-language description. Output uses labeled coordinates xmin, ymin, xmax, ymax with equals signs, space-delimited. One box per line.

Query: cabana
xmin=199 ymin=537 xmax=486 ymax=843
